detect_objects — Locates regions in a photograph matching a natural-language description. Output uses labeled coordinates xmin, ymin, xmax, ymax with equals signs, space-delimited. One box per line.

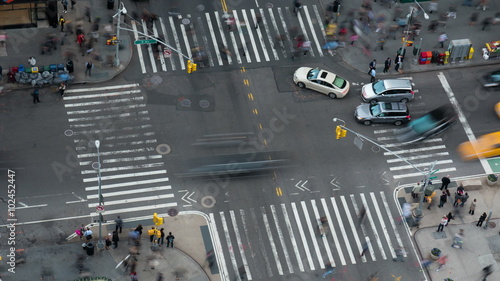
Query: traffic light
xmin=335 ymin=125 xmax=347 ymax=140
xmin=106 ymin=35 xmax=117 ymax=45
xmin=187 ymin=60 xmax=198 ymax=73
xmin=153 ymin=213 xmax=164 ymax=225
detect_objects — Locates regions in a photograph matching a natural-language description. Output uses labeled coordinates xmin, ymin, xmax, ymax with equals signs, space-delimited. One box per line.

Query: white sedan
xmin=293 ymin=67 xmax=350 ymax=98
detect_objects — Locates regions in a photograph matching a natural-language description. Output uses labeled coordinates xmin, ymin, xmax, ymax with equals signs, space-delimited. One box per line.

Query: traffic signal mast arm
xmin=117 ymin=26 xmax=191 ymax=61
xmin=336 ymin=124 xmax=425 ymax=175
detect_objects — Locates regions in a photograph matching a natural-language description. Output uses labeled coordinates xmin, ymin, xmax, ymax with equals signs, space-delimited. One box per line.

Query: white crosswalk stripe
xmin=210 ymin=192 xmax=405 ymax=279
xmin=131 ymin=5 xmax=335 ymax=73
xmin=63 ymin=85 xmax=177 ymax=218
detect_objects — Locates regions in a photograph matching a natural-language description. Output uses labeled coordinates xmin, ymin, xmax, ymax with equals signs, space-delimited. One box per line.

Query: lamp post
xmin=95 ymin=140 xmax=104 ymax=249
xmin=115 ymin=2 xmax=127 ymax=67
xmin=400 ymin=1 xmax=429 ymax=61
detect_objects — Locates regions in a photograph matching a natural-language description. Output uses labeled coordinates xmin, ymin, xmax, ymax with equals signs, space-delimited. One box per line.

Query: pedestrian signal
xmin=335 ymin=125 xmax=347 ymax=139
xmin=153 ymin=213 xmax=164 ymax=225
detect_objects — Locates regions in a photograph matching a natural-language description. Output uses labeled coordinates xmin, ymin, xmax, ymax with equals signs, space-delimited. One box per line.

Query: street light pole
xmin=115 ymin=2 xmax=127 ymax=67
xmin=95 ymin=140 xmax=104 ymax=249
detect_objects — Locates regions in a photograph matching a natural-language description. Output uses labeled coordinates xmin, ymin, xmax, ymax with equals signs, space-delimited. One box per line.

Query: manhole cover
xmin=182 ymin=18 xmax=191 ymax=25
xmin=199 ymin=100 xmax=210 ymax=108
xmin=265 ymin=3 xmax=273 ymax=8
xmin=150 ymin=75 xmax=163 ymax=85
xmin=201 ymin=196 xmax=216 ymax=208
xmin=488 ymin=222 xmax=496 ymax=228
xmin=156 ymin=144 xmax=172 ymax=155
xmin=180 ymin=98 xmax=192 ymax=107
xmin=196 ymin=4 xmax=205 ymax=11
xmin=167 ymin=208 xmax=179 ymax=217
xmin=64 ymin=129 xmax=74 ymax=137
xmin=91 ymin=162 xmax=101 ymax=170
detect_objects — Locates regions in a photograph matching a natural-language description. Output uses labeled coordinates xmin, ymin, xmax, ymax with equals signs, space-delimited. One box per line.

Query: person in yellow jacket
xmin=148 ymin=226 xmax=157 ymax=243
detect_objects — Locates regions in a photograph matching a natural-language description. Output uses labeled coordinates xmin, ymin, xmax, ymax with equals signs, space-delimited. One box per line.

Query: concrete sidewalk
xmin=396 ymin=174 xmax=500 ymax=281
xmin=0 ymin=213 xmax=220 ymax=281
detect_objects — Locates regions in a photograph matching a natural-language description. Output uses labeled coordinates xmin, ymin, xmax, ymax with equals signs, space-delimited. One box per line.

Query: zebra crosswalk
xmin=210 ymin=191 xmax=406 ymax=280
xmin=131 ymin=5 xmax=336 ymax=73
xmin=63 ymin=84 xmax=177 ymax=217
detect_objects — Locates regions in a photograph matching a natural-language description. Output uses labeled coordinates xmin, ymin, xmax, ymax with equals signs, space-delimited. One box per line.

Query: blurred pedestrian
xmin=58 ymin=82 xmax=66 ymax=97
xmin=393 ymin=246 xmax=406 ymax=262
xmin=477 ymin=0 xmax=488 ymax=11
xmin=360 ymin=239 xmax=370 ymax=257
xmin=156 ymin=273 xmax=165 ymax=281
xmin=460 ymin=192 xmax=469 ymax=207
xmin=436 ymin=255 xmax=448 ymax=271
xmin=158 ymin=228 xmax=165 ymax=245
xmin=437 ymin=215 xmax=447 ymax=232
xmin=481 ymin=17 xmax=493 ymax=31
xmin=302 ymin=40 xmax=311 ymax=55
xmin=469 ymin=12 xmax=479 ymax=26
xmin=134 ymin=224 xmax=143 ymax=237
xmin=238 ymin=265 xmax=247 ymax=280
xmin=112 ymin=231 xmax=120 ymax=248
xmin=369 ymin=68 xmax=376 ymax=83
xmin=71 ymin=0 xmax=76 ymax=9
xmin=427 ymin=20 xmax=438 ymax=33
xmin=482 ymin=265 xmax=493 ymax=281
xmin=85 ymin=7 xmax=91 ymax=22
xmin=440 ymin=175 xmax=451 ymax=190
xmin=205 ymin=250 xmax=216 ymax=268
xmin=357 ymin=206 xmax=367 ymax=226
xmin=447 ymin=4 xmax=457 ymax=19
xmin=428 ymin=0 xmax=438 ymax=14
xmin=453 ymin=191 xmax=462 ymax=207
xmin=477 ymin=212 xmax=487 ymax=227
xmin=0 ymin=31 xmax=7 ymax=46
xmin=31 ymin=90 xmax=41 ymax=104
xmin=105 ymin=234 xmax=112 ymax=250
xmin=166 ymin=232 xmax=175 ymax=247
xmin=462 ymin=0 xmax=473 ymax=7
xmin=436 ymin=32 xmax=448 ymax=48
xmin=421 ymin=259 xmax=434 ymax=268
xmin=148 ymin=226 xmax=157 ymax=244
xmin=115 ymin=216 xmax=123 ymax=233
xmin=254 ymin=13 xmax=262 ymax=29
xmin=469 ymin=199 xmax=476 ymax=215
xmin=59 ymin=16 xmax=66 ymax=32
xmin=438 ymin=191 xmax=447 ymax=208
xmin=61 ymin=0 xmax=69 ymax=13
xmin=28 ymin=56 xmax=36 ymax=67
xmin=383 ymin=57 xmax=391 ymax=73
xmin=395 ymin=54 xmax=403 ymax=73
xmin=321 ymin=263 xmax=335 ymax=278
xmin=130 ymin=272 xmax=138 ymax=281
xmin=293 ymin=0 xmax=302 ymax=15
xmin=85 ymin=61 xmax=93 ymax=76
xmin=445 ymin=212 xmax=454 ymax=226
xmin=350 ymin=33 xmax=359 ymax=46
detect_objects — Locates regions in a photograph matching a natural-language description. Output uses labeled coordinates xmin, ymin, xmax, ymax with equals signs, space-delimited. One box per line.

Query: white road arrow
xmin=330 ymin=177 xmax=340 ymax=190
xmin=295 ymin=180 xmax=311 ymax=192
xmin=179 ymin=190 xmax=197 ymax=207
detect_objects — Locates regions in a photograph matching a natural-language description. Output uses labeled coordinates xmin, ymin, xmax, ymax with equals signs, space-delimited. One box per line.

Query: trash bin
xmin=107 ymin=0 xmax=115 ymax=9
xmin=86 ymin=242 xmax=94 ymax=256
xmin=66 ymin=60 xmax=74 ymax=73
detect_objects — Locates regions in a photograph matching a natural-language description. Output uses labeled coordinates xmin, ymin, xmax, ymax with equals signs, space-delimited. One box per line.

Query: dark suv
xmin=355 ymin=102 xmax=411 ymax=126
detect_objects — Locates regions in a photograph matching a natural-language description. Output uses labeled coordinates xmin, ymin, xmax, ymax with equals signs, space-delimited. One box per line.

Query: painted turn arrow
xmin=295 ymin=180 xmax=311 ymax=192
xmin=179 ymin=190 xmax=197 ymax=207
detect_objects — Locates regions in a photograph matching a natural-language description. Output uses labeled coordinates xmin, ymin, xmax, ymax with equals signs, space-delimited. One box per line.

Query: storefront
xmin=0 ymin=0 xmax=58 ymax=29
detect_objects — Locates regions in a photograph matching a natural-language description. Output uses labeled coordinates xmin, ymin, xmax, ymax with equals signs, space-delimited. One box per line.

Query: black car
xmin=479 ymin=69 xmax=500 ymax=88
xmin=395 ymin=105 xmax=457 ymax=143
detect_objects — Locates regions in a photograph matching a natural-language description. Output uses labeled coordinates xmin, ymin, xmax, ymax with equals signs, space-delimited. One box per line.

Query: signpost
xmin=134 ymin=39 xmax=157 ymax=45
xmin=112 ymin=40 xmax=123 ymax=44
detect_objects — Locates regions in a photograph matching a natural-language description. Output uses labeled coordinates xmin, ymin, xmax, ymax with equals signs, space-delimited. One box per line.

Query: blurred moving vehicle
xmin=479 ymin=69 xmax=500 ymax=88
xmin=177 ymin=151 xmax=293 ymax=178
xmin=293 ymin=67 xmax=350 ymax=98
xmin=355 ymin=102 xmax=411 ymax=126
xmin=361 ymin=79 xmax=414 ymax=105
xmin=457 ymin=132 xmax=500 ymax=161
xmin=395 ymin=105 xmax=457 ymax=143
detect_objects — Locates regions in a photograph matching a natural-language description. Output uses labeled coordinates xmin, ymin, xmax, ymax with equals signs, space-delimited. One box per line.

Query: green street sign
xmin=430 ymin=176 xmax=438 ymax=180
xmin=430 ymin=169 xmax=440 ymax=175
xmin=134 ymin=39 xmax=157 ymax=45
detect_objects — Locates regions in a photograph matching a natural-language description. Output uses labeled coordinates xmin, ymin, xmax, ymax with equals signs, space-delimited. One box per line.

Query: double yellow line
xmin=220 ymin=0 xmax=228 ymax=13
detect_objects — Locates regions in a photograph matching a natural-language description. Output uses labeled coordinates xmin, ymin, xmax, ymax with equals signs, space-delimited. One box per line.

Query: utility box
xmin=448 ymin=39 xmax=472 ymax=63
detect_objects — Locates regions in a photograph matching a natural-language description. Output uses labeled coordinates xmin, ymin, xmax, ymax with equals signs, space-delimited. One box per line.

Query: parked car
xmin=293 ymin=67 xmax=350 ymax=98
xmin=395 ymin=105 xmax=457 ymax=143
xmin=479 ymin=69 xmax=500 ymax=88
xmin=355 ymin=102 xmax=411 ymax=126
xmin=361 ymin=79 xmax=414 ymax=105
xmin=458 ymin=131 xmax=500 ymax=161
